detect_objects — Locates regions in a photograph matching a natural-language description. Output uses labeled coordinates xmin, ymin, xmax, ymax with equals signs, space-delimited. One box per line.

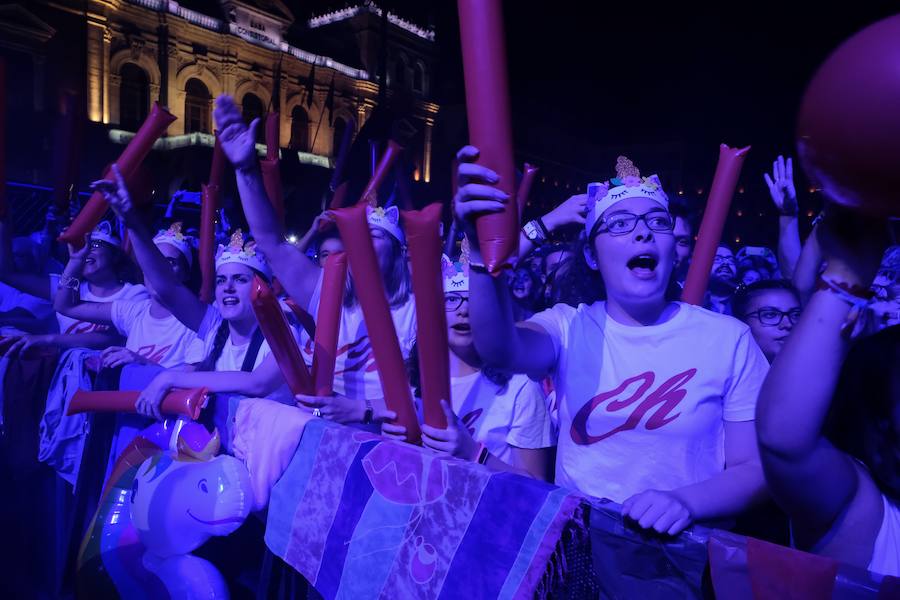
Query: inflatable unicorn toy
xmin=77 ymin=419 xmax=252 ymax=599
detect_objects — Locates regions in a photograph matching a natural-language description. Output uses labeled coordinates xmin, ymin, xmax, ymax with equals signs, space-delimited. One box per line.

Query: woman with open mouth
xmin=454 ymin=147 xmax=770 ymax=536
xmin=85 ymin=166 xmax=297 ymax=430
xmin=381 ymin=253 xmax=553 ymax=481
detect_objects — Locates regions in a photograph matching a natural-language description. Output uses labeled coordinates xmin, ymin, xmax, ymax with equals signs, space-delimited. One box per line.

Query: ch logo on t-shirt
xmin=304 ymin=336 xmax=377 ymax=374
xmin=65 ymin=321 xmax=111 ymax=334
xmin=136 ymin=344 xmax=172 ymax=364
xmin=460 ymin=408 xmax=483 ymax=436
xmin=570 ymin=369 xmax=697 ymax=445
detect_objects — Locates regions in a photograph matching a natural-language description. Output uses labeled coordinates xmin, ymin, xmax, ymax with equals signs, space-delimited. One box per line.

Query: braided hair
xmin=198 ymin=319 xmax=230 ymax=372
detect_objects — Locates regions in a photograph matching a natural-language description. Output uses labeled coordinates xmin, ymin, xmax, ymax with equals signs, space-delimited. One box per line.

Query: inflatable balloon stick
xmin=332 ymin=203 xmax=421 ymax=444
xmin=249 ymin=275 xmax=313 ymax=395
xmin=209 ymin=134 xmax=227 ymax=189
xmin=198 ymin=184 xmax=218 ymax=303
xmin=516 ymin=163 xmax=539 ymax=220
xmin=403 ymin=204 xmax=450 ymax=429
xmin=329 ymin=181 xmax=350 ymax=209
xmin=66 ymin=388 xmax=207 ymax=419
xmin=359 ymin=140 xmax=404 ymax=206
xmin=796 ymin=14 xmax=900 ymax=217
xmin=458 ymin=0 xmax=519 ymax=273
xmin=330 ymin=117 xmax=356 ymax=192
xmin=261 ymin=116 xmax=285 ymax=225
xmin=59 ymin=102 xmax=176 ymax=248
xmin=312 ymin=251 xmax=347 ymax=396
xmin=265 ymin=111 xmax=280 ymax=160
xmin=681 ymin=144 xmax=751 ymax=305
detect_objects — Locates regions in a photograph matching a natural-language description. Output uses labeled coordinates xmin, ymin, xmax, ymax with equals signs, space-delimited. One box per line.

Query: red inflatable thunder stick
xmin=66 ymin=388 xmax=208 ymax=420
xmin=681 ymin=144 xmax=750 ymax=306
xmin=199 ymin=136 xmax=227 ymax=303
xmin=59 ymin=103 xmax=176 ymax=248
xmin=261 ymin=112 xmax=285 ymax=225
xmin=796 ymin=14 xmax=900 ymax=218
xmin=332 ymin=202 xmax=422 ymax=444
xmin=311 ymin=251 xmax=348 ymax=396
xmin=458 ymin=0 xmax=519 ymax=274
xmin=403 ymin=204 xmax=451 ymax=430
xmin=250 ymin=276 xmax=314 ymax=396
xmin=360 ymin=140 xmax=403 ymax=206
xmin=516 ymin=163 xmax=540 ymax=220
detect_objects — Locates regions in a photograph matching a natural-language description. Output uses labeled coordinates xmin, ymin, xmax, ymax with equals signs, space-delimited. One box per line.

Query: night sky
xmin=301 ymin=1 xmax=898 ymax=202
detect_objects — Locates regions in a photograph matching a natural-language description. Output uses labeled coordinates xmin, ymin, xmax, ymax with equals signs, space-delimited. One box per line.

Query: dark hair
xmin=406 ymin=341 xmax=511 ymax=398
xmin=732 ymin=279 xmax=800 ymax=321
xmin=827 ymin=325 xmax=900 ymax=503
xmin=198 ymin=320 xmax=230 ymax=372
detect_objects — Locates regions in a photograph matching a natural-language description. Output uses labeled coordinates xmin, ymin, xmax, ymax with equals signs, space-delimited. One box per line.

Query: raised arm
xmin=764 ymin=156 xmax=801 ymax=279
xmin=93 ymin=165 xmax=206 ymax=331
xmin=213 ymin=96 xmax=321 ymax=308
xmin=52 ymin=237 xmax=113 ymax=325
xmin=793 ymin=223 xmax=823 ymax=304
xmin=756 ymin=212 xmax=887 ymax=555
xmin=517 ymin=194 xmax=587 ymax=263
xmin=455 ymin=146 xmax=556 ymax=378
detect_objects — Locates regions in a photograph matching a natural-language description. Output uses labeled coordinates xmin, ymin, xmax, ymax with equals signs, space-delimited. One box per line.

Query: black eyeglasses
xmin=591 ymin=210 xmax=675 ymax=238
xmin=444 ymin=293 xmax=469 ymax=312
xmin=743 ymin=307 xmax=801 ymax=327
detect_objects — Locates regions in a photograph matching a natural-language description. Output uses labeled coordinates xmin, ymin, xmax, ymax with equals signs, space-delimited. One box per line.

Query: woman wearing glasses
xmin=454 ymin=148 xmax=770 ymax=535
xmin=733 ymin=281 xmax=803 ymax=362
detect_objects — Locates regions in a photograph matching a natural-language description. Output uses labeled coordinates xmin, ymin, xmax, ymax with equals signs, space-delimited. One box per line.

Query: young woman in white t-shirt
xmin=54 ymin=187 xmax=199 ymax=371
xmin=382 ymin=254 xmax=554 ymax=480
xmin=454 ymin=147 xmax=769 ymax=535
xmin=0 ymin=219 xmax=146 ymax=358
xmin=757 ymin=214 xmax=899 ymax=577
xmin=213 ymin=95 xmax=415 ymax=425
xmin=84 ymin=167 xmax=293 ymax=420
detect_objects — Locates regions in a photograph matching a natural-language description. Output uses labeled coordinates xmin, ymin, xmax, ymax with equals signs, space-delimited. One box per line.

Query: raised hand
xmin=213 ymin=95 xmax=259 ymax=170
xmin=453 ymin=145 xmax=510 ymax=249
xmin=763 ymin=155 xmax=798 ymax=216
xmin=91 ymin=164 xmax=136 ymax=225
xmin=101 ymin=345 xmax=150 ymax=369
xmin=543 ymin=193 xmax=587 ymax=230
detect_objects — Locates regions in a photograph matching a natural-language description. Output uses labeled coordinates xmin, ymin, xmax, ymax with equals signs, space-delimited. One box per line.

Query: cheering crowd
xmin=1 ymin=94 xmax=898 ymax=585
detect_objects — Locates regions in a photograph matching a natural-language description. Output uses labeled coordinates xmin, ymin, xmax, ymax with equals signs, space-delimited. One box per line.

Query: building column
xmin=86 ymin=13 xmax=108 ymax=122
xmin=102 ymin=28 xmax=112 ymax=123
xmin=108 ymin=73 xmax=121 ymax=125
xmin=423 ymin=117 xmax=434 ymax=183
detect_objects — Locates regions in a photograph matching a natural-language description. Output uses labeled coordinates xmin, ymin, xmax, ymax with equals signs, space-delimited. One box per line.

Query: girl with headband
xmin=213 ymin=95 xmax=413 ymax=427
xmin=93 ymin=166 xmax=296 ymax=423
xmin=454 ymin=147 xmax=769 ymax=535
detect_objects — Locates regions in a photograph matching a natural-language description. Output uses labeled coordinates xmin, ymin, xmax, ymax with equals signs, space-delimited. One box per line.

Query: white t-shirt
xmin=186 ymin=305 xmax=273 ymax=371
xmin=110 ymin=298 xmax=199 ymax=368
xmin=870 ymin=495 xmax=900 ymax=577
xmin=185 ymin=305 xmax=296 ymax=402
xmin=49 ymin=274 xmax=148 ymax=335
xmin=301 ymin=272 xmax=417 ymax=403
xmin=450 ymin=371 xmax=553 ymax=464
xmin=527 ymin=301 xmax=768 ymax=502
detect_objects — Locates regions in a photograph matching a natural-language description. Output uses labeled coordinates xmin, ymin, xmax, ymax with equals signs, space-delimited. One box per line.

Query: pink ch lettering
xmin=570 ymin=369 xmax=697 ymax=445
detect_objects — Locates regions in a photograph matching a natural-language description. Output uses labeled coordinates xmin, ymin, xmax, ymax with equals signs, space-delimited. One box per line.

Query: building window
xmin=184 ymin=78 xmax=211 ymax=133
xmin=413 ymin=63 xmax=426 ymax=95
xmin=332 ymin=117 xmax=347 ymax=158
xmin=241 ymin=93 xmax=266 ymax=143
xmin=120 ymin=63 xmax=149 ymax=130
xmin=290 ymin=106 xmax=309 ymax=151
